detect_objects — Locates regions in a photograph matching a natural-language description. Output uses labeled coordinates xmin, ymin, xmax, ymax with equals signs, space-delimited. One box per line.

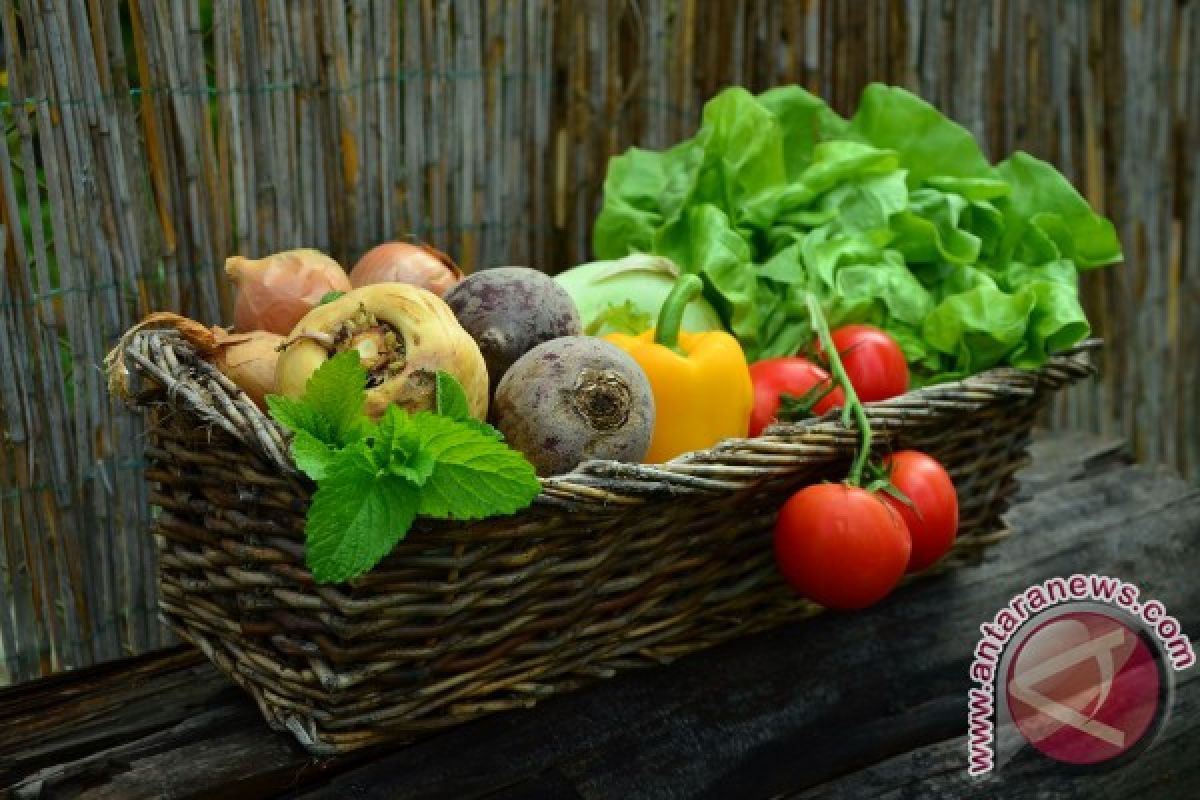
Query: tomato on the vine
xmin=819 ymin=324 xmax=909 ymax=402
xmin=773 ymin=484 xmax=911 ymax=609
xmin=748 ymin=357 xmax=845 ymax=436
xmin=881 ymin=451 xmax=959 ymax=573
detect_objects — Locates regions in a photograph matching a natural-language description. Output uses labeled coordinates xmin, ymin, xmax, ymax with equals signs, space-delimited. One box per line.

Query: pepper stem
xmin=804 ymin=294 xmax=872 ymax=486
xmin=654 ymin=274 xmax=703 ymax=353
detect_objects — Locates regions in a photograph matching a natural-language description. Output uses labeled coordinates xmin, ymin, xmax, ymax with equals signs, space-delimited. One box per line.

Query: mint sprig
xmin=268 ymin=352 xmax=370 ymax=447
xmin=435 ymin=367 xmax=502 ymax=440
xmin=267 ymin=355 xmax=540 ymax=583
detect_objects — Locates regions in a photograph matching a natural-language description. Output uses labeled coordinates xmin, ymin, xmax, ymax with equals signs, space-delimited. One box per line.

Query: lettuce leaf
xmin=591 ymin=83 xmax=1122 ymax=380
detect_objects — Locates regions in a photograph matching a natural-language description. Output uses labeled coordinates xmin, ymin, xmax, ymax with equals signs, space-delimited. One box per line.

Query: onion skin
xmin=276 ymin=284 xmax=488 ymax=420
xmin=349 ymin=242 xmax=463 ymax=296
xmin=226 ymin=248 xmax=351 ymax=335
xmin=212 ymin=331 xmax=283 ymax=410
xmin=105 ymin=311 xmax=281 ymax=410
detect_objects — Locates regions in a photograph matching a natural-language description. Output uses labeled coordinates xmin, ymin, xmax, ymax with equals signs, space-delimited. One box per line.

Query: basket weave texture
xmin=112 ymin=329 xmax=1096 ymax=754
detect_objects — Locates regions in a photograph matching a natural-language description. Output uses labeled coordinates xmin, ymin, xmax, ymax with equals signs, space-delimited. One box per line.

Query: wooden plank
xmin=1 ymin=433 xmax=1196 ymax=799
xmin=789 ymin=670 xmax=1200 ymax=799
xmin=288 ymin=460 xmax=1200 ymax=800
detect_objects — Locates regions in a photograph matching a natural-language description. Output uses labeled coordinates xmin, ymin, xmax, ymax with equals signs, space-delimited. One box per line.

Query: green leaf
xmin=319 ymin=290 xmax=346 ymax=305
xmin=592 ymin=147 xmax=672 ymax=259
xmin=366 ymin=406 xmax=431 ymax=483
xmin=289 ymin=429 xmax=339 ymax=481
xmin=994 ymin=152 xmax=1122 ymax=270
xmin=408 ymin=412 xmax=541 ymax=520
xmin=303 ymin=445 xmax=420 ymax=583
xmin=591 ymin=82 xmax=1119 ymax=384
xmin=755 ymin=85 xmax=849 ymax=178
xmin=267 ymin=393 xmax=338 ymax=446
xmin=846 ymin=83 xmax=992 ymax=187
xmin=435 ymin=371 xmax=471 ymax=421
xmin=889 ymin=189 xmax=982 ymax=265
xmin=431 ymin=370 xmax=501 ymax=439
xmin=302 ymin=351 xmax=372 ymax=445
xmin=267 ymin=351 xmax=370 ymax=447
xmin=654 ymin=204 xmax=759 ymax=352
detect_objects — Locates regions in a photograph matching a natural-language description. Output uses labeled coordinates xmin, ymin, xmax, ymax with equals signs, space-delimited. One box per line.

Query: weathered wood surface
xmin=1 ymin=0 xmax=1198 ymax=684
xmin=1 ymin=431 xmax=1197 ymax=799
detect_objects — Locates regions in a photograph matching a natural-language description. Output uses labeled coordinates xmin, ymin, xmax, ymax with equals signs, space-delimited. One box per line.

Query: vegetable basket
xmin=108 ymin=329 xmax=1097 ymax=755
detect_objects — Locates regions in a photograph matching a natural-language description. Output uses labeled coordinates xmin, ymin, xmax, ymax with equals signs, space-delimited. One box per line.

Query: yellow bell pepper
xmin=605 ymin=275 xmax=753 ymax=463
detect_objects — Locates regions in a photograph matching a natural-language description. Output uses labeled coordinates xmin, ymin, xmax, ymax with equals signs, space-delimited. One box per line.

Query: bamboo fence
xmin=0 ymin=0 xmax=1196 ymax=685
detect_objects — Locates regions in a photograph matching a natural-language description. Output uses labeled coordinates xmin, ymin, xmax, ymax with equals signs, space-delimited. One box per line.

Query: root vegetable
xmin=276 ymin=284 xmax=488 ymax=420
xmin=491 ymin=336 xmax=655 ymax=476
xmin=226 ymin=248 xmax=352 ymax=335
xmin=443 ymin=267 xmax=581 ymax=395
xmin=555 ymin=254 xmax=724 ymax=336
xmin=104 ymin=311 xmax=281 ymax=409
xmin=349 ymin=241 xmax=463 ymax=296
xmin=211 ymin=331 xmax=283 ymax=409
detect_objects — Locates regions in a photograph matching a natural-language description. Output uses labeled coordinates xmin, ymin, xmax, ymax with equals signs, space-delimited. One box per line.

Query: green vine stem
xmin=804 ymin=293 xmax=872 ymax=486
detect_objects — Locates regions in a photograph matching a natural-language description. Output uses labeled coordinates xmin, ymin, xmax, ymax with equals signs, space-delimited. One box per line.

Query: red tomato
xmin=748 ymin=357 xmax=845 ymax=436
xmin=773 ymin=484 xmax=911 ymax=609
xmin=882 ymin=451 xmax=960 ymax=573
xmin=821 ymin=324 xmax=909 ymax=402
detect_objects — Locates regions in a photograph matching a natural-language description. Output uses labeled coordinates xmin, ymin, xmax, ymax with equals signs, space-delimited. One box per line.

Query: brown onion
xmin=105 ymin=312 xmax=282 ymax=409
xmin=349 ymin=241 xmax=463 ymax=296
xmin=226 ymin=248 xmax=351 ymax=335
xmin=211 ymin=331 xmax=283 ymax=409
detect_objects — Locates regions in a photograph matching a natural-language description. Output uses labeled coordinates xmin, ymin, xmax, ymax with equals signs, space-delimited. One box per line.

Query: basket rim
xmin=109 ymin=328 xmax=1099 ymax=508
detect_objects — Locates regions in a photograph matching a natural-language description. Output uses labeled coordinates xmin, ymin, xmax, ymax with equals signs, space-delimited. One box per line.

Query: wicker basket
xmin=109 ymin=329 xmax=1097 ymax=754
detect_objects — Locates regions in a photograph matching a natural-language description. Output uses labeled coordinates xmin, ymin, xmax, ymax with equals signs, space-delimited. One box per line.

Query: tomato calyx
xmin=862 ymin=467 xmax=919 ymax=519
xmin=806 ymin=338 xmax=866 ymax=371
xmin=775 ymin=382 xmax=839 ymax=421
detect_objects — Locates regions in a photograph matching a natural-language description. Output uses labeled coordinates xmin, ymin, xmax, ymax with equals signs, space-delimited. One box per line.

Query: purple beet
xmin=444 ymin=267 xmax=581 ymax=395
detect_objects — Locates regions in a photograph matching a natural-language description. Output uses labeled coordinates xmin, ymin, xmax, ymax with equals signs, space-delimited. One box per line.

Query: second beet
xmin=444 ymin=266 xmax=581 ymax=394
xmin=492 ymin=336 xmax=655 ymax=476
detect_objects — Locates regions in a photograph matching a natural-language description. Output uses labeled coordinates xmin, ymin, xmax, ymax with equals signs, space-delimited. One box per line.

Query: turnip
xmin=275 ymin=284 xmax=489 ymax=420
xmin=554 ymin=254 xmax=723 ymax=336
xmin=492 ymin=336 xmax=655 ymax=476
xmin=443 ymin=267 xmax=581 ymax=394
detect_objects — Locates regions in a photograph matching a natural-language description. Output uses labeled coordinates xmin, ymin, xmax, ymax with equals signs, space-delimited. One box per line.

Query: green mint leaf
xmin=435 ymin=371 xmax=471 ymax=421
xmin=409 ymin=412 xmax=541 ymax=520
xmin=463 ymin=419 xmax=506 ymax=441
xmin=389 ymin=454 xmax=436 ymax=485
xmin=269 ymin=350 xmax=370 ymax=447
xmin=267 ymin=393 xmax=337 ymax=444
xmin=433 ymin=371 xmax=504 ymax=439
xmin=289 ymin=429 xmax=339 ymax=480
xmin=304 ymin=351 xmax=372 ymax=445
xmin=371 ymin=406 xmax=435 ymax=485
xmin=304 ymin=444 xmax=420 ymax=583
xmin=319 ymin=290 xmax=346 ymax=305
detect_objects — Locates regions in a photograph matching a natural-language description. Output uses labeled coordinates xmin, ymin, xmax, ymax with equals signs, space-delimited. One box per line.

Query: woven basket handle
xmin=107 ymin=328 xmax=298 ymax=475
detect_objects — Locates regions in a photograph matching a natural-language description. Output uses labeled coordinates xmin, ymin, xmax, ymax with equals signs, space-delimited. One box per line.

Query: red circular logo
xmin=1005 ymin=611 xmax=1164 ymax=765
